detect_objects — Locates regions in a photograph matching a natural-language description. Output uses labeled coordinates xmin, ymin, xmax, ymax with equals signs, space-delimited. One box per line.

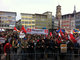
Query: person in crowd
xmin=44 ymin=35 xmax=51 ymax=59
xmin=67 ymin=39 xmax=74 ymax=60
xmin=0 ymin=42 xmax=2 ymax=60
xmin=28 ymin=38 xmax=35 ymax=59
xmin=21 ymin=38 xmax=29 ymax=60
xmin=0 ymin=29 xmax=80 ymax=60
xmin=4 ymin=42 xmax=12 ymax=60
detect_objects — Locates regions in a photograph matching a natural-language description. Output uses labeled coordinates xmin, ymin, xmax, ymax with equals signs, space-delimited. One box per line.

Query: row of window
xmin=21 ymin=18 xmax=34 ymax=20
xmin=26 ymin=26 xmax=35 ymax=27
xmin=21 ymin=15 xmax=32 ymax=17
xmin=24 ymin=25 xmax=35 ymax=28
xmin=75 ymin=21 xmax=80 ymax=23
xmin=75 ymin=19 xmax=80 ymax=22
xmin=36 ymin=18 xmax=46 ymax=21
xmin=75 ymin=24 xmax=80 ymax=25
xmin=0 ymin=25 xmax=9 ymax=27
xmin=0 ymin=13 xmax=16 ymax=16
xmin=61 ymin=23 xmax=70 ymax=25
xmin=21 ymin=21 xmax=35 ymax=24
xmin=76 ymin=15 xmax=80 ymax=19
xmin=21 ymin=18 xmax=47 ymax=21
xmin=0 ymin=17 xmax=16 ymax=20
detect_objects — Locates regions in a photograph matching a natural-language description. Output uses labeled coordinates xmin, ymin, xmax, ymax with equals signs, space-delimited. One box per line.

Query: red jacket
xmin=4 ymin=43 xmax=12 ymax=53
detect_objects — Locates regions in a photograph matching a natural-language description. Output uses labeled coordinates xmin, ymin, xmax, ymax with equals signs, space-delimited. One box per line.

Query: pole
xmin=34 ymin=42 xmax=36 ymax=60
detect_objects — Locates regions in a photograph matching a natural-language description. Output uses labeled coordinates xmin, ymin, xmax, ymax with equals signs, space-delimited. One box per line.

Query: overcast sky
xmin=0 ymin=0 xmax=80 ymax=20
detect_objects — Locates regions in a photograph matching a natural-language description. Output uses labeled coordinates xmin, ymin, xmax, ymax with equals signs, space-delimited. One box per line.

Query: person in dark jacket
xmin=44 ymin=36 xmax=51 ymax=59
xmin=0 ymin=42 xmax=2 ymax=60
xmin=74 ymin=42 xmax=79 ymax=58
xmin=67 ymin=39 xmax=74 ymax=60
xmin=28 ymin=39 xmax=34 ymax=59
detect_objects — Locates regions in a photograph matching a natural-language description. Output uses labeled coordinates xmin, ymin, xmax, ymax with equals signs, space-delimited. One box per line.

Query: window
xmin=32 ymin=22 xmax=35 ymax=24
xmin=25 ymin=22 xmax=28 ymax=24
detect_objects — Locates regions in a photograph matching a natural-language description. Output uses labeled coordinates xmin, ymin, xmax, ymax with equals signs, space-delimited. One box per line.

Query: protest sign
xmin=0 ymin=37 xmax=5 ymax=43
xmin=60 ymin=44 xmax=67 ymax=53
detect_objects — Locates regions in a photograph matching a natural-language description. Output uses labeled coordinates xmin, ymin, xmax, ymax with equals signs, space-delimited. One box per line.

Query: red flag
xmin=69 ymin=30 xmax=77 ymax=43
xmin=14 ymin=27 xmax=18 ymax=31
xmin=14 ymin=27 xmax=20 ymax=32
xmin=69 ymin=33 xmax=77 ymax=43
xmin=60 ymin=29 xmax=64 ymax=38
xmin=50 ymin=32 xmax=52 ymax=36
xmin=56 ymin=38 xmax=62 ymax=44
xmin=21 ymin=26 xmax=27 ymax=33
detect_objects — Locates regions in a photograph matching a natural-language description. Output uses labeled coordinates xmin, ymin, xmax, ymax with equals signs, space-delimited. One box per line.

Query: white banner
xmin=19 ymin=32 xmax=25 ymax=38
xmin=0 ymin=37 xmax=6 ymax=43
xmin=27 ymin=28 xmax=48 ymax=35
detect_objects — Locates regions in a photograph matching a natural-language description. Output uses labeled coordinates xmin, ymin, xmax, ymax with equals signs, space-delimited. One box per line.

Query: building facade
xmin=0 ymin=11 xmax=16 ymax=29
xmin=21 ymin=11 xmax=52 ymax=29
xmin=54 ymin=5 xmax=80 ymax=31
xmin=61 ymin=11 xmax=80 ymax=30
xmin=61 ymin=14 xmax=75 ymax=30
xmin=21 ymin=13 xmax=35 ymax=29
xmin=75 ymin=12 xmax=80 ymax=29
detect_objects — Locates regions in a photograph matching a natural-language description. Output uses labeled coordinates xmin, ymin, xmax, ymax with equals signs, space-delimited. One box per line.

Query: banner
xmin=19 ymin=32 xmax=25 ymax=38
xmin=0 ymin=29 xmax=5 ymax=32
xmin=27 ymin=28 xmax=48 ymax=35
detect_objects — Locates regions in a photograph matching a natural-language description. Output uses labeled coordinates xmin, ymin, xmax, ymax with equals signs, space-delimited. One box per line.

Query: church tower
xmin=56 ymin=5 xmax=62 ymax=20
xmin=73 ymin=5 xmax=76 ymax=14
xmin=56 ymin=5 xmax=62 ymax=29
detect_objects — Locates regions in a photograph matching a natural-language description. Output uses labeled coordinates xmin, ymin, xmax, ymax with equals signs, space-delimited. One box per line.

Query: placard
xmin=60 ymin=44 xmax=67 ymax=53
xmin=19 ymin=32 xmax=25 ymax=38
xmin=0 ymin=37 xmax=5 ymax=43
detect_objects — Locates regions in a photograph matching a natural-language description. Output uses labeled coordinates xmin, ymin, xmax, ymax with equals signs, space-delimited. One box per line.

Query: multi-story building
xmin=0 ymin=11 xmax=16 ymax=29
xmin=61 ymin=6 xmax=80 ymax=30
xmin=75 ymin=12 xmax=80 ymax=29
xmin=34 ymin=14 xmax=47 ymax=29
xmin=21 ymin=13 xmax=35 ymax=29
xmin=54 ymin=5 xmax=80 ymax=31
xmin=21 ymin=11 xmax=52 ymax=29
xmin=35 ymin=11 xmax=52 ymax=29
xmin=61 ymin=14 xmax=75 ymax=30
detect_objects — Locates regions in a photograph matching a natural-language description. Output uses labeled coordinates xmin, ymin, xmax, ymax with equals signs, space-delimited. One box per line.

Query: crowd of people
xmin=0 ymin=30 xmax=80 ymax=60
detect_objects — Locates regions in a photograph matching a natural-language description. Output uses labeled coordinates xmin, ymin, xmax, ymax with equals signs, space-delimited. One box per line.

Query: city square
xmin=0 ymin=0 xmax=80 ymax=60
